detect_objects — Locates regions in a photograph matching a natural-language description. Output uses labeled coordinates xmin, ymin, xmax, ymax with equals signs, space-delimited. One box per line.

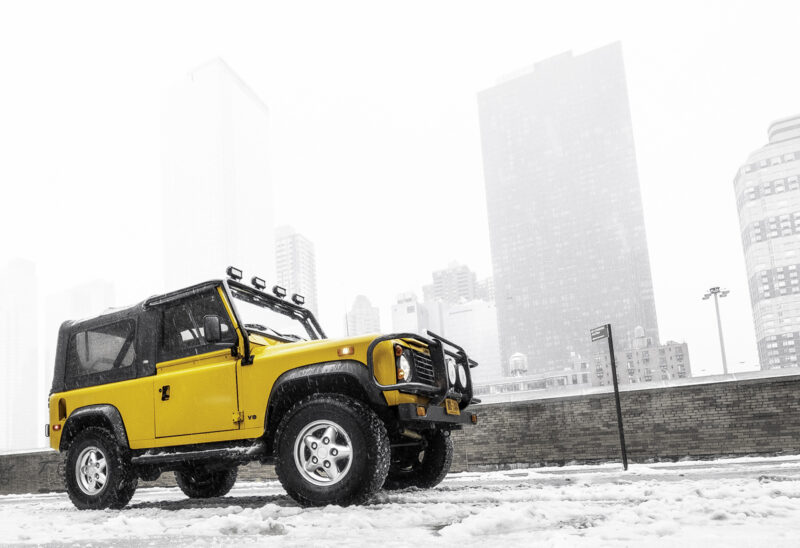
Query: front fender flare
xmin=263 ymin=359 xmax=386 ymax=432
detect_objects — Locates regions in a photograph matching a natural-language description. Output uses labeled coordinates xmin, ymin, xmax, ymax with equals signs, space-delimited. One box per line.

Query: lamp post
xmin=703 ymin=287 xmax=730 ymax=375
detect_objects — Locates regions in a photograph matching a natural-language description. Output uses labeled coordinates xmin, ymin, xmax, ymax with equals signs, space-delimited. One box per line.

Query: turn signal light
xmin=337 ymin=346 xmax=355 ymax=357
xmin=416 ymin=406 xmax=426 ymax=417
xmin=471 ymin=414 xmax=478 ymax=424
xmin=395 ymin=344 xmax=403 ymax=357
xmin=53 ymin=423 xmax=61 ymax=431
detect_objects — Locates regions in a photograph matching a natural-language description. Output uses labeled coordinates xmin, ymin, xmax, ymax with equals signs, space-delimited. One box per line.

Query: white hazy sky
xmin=2 ymin=0 xmax=799 ymax=377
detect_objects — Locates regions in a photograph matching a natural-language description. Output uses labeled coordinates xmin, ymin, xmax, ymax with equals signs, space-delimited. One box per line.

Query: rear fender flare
xmin=60 ymin=404 xmax=130 ymax=451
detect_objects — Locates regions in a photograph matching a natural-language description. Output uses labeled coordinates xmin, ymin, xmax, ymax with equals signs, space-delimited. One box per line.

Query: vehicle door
xmin=153 ymin=287 xmax=241 ymax=438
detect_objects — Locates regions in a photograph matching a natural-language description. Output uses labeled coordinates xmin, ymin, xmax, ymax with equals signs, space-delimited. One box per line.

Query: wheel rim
xmin=293 ymin=419 xmax=353 ymax=486
xmin=75 ymin=446 xmax=108 ymax=496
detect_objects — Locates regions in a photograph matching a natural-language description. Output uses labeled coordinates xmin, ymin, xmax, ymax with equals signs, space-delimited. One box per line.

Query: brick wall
xmin=450 ymin=373 xmax=800 ymax=470
xmin=3 ymin=373 xmax=800 ymax=495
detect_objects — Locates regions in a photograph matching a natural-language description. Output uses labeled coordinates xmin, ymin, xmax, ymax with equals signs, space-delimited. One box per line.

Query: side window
xmin=160 ymin=289 xmax=237 ymax=361
xmin=66 ymin=320 xmax=136 ymax=377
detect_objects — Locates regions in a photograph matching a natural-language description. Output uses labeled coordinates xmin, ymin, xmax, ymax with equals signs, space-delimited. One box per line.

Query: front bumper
xmin=366 ymin=330 xmax=480 ymax=410
xmin=396 ymin=403 xmax=477 ymax=426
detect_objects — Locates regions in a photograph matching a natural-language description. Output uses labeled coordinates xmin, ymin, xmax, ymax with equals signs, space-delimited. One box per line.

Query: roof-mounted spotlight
xmin=272 ymin=285 xmax=287 ymax=298
xmin=251 ymin=276 xmax=266 ymax=290
xmin=226 ymin=266 xmax=243 ymax=280
xmin=292 ymin=293 xmax=305 ymax=305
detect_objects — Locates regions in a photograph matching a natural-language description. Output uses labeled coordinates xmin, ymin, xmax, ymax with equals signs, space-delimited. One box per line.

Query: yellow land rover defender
xmin=47 ymin=267 xmax=479 ymax=509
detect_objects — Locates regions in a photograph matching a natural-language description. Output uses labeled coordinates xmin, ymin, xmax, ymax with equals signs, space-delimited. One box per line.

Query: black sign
xmin=590 ymin=325 xmax=609 ymax=342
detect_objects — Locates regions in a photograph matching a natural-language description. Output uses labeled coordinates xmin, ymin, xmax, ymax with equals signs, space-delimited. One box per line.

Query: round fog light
xmin=458 ymin=363 xmax=468 ymax=388
xmin=446 ymin=357 xmax=457 ymax=384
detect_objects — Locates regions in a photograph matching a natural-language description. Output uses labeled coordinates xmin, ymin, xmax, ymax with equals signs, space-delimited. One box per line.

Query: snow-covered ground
xmin=2 ymin=456 xmax=800 ymax=547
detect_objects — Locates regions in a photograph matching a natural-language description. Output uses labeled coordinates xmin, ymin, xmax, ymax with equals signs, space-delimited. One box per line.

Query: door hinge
xmin=232 ymin=411 xmax=244 ymax=424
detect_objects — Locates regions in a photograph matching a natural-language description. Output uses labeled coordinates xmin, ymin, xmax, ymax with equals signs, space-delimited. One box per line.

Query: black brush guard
xmin=366 ymin=330 xmax=478 ymax=408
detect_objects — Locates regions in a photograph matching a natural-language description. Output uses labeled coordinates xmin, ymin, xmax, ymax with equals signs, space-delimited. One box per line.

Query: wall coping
xmin=475 ymin=368 xmax=800 ymax=407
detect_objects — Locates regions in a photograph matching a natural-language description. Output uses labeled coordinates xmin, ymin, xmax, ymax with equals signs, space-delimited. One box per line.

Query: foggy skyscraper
xmin=478 ymin=43 xmax=659 ymax=374
xmin=275 ymin=226 xmax=318 ymax=316
xmin=162 ymin=59 xmax=274 ymax=290
xmin=0 ymin=259 xmax=39 ymax=450
xmin=345 ymin=295 xmax=381 ymax=336
xmin=735 ymin=114 xmax=800 ymax=369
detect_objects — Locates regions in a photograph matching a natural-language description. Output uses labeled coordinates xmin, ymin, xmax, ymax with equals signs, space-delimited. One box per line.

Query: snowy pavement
xmin=2 ymin=456 xmax=800 ymax=547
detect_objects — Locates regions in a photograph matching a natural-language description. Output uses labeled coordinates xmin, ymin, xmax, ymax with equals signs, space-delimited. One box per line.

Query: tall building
xmin=425 ymin=262 xmax=478 ymax=304
xmin=391 ymin=293 xmax=430 ymax=334
xmin=162 ymin=59 xmax=274 ymax=291
xmin=735 ymin=114 xmax=800 ymax=369
xmin=275 ymin=226 xmax=318 ymax=316
xmin=442 ymin=299 xmax=502 ymax=381
xmin=345 ymin=295 xmax=381 ymax=336
xmin=478 ymin=43 xmax=659 ymax=375
xmin=0 ymin=259 xmax=39 ymax=450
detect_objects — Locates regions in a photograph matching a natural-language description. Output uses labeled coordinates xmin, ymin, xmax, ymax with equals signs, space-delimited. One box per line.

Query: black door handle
xmin=161 ymin=385 xmax=170 ymax=401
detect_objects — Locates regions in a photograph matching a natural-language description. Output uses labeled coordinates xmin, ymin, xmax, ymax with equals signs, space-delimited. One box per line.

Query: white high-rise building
xmin=441 ymin=299 xmax=502 ymax=382
xmin=735 ymin=114 xmax=800 ymax=369
xmin=162 ymin=59 xmax=273 ymax=290
xmin=0 ymin=259 xmax=39 ymax=450
xmin=391 ymin=293 xmax=430 ymax=334
xmin=345 ymin=295 xmax=381 ymax=336
xmin=275 ymin=226 xmax=318 ymax=316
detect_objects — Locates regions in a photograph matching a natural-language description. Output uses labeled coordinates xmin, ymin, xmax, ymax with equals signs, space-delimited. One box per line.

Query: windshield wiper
xmin=244 ymin=323 xmax=304 ymax=342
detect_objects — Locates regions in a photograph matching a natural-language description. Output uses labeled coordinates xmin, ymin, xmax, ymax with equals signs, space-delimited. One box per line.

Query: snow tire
xmin=274 ymin=394 xmax=390 ymax=507
xmin=175 ymin=466 xmax=238 ymax=499
xmin=64 ymin=426 xmax=138 ymax=510
xmin=383 ymin=429 xmax=453 ymax=490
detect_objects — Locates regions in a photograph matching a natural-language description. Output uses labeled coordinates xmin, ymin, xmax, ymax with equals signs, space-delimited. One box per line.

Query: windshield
xmin=230 ymin=287 xmax=316 ymax=342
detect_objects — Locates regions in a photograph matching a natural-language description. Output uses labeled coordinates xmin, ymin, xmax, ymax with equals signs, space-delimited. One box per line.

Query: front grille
xmin=411 ymin=349 xmax=436 ymax=385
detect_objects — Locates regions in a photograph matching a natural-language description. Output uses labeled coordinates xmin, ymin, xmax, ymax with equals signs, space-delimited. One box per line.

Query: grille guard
xmin=366 ymin=330 xmax=478 ymax=407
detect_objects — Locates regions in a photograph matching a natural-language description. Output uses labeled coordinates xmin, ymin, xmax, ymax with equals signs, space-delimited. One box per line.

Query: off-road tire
xmin=274 ymin=394 xmax=390 ymax=507
xmin=175 ymin=466 xmax=238 ymax=498
xmin=64 ymin=427 xmax=138 ymax=510
xmin=383 ymin=429 xmax=453 ymax=490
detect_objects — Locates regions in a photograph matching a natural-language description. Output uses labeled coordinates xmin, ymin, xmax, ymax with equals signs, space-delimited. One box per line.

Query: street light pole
xmin=703 ymin=287 xmax=730 ymax=375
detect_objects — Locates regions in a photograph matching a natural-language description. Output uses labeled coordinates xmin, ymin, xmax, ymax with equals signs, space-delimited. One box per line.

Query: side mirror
xmin=203 ymin=315 xmax=222 ymax=343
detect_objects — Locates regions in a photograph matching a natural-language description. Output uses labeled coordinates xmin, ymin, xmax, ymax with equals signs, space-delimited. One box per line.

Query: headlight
xmin=396 ymin=352 xmax=413 ymax=381
xmin=446 ymin=356 xmax=457 ymax=385
xmin=458 ymin=363 xmax=468 ymax=388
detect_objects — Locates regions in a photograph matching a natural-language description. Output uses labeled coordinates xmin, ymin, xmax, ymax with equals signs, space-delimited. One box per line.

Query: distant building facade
xmin=426 ymin=263 xmax=478 ymax=304
xmin=162 ymin=59 xmax=273 ymax=290
xmin=592 ymin=335 xmax=691 ymax=387
xmin=442 ymin=299 xmax=502 ymax=381
xmin=391 ymin=293 xmax=430 ymax=334
xmin=478 ymin=43 xmax=659 ymax=375
xmin=0 ymin=259 xmax=38 ymax=450
xmin=345 ymin=295 xmax=380 ymax=336
xmin=735 ymin=114 xmax=800 ymax=369
xmin=275 ymin=226 xmax=318 ymax=316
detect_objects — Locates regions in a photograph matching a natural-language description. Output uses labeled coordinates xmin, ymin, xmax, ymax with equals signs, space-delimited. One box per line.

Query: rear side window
xmin=160 ymin=289 xmax=236 ymax=362
xmin=66 ymin=320 xmax=136 ymax=377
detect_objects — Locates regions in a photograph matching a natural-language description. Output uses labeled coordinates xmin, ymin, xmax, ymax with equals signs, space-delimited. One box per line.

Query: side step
xmin=131 ymin=443 xmax=266 ymax=467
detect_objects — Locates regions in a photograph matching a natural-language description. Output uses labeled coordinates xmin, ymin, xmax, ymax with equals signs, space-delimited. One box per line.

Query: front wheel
xmin=383 ymin=429 xmax=453 ymax=490
xmin=64 ymin=427 xmax=138 ymax=510
xmin=274 ymin=394 xmax=390 ymax=506
xmin=175 ymin=466 xmax=238 ymax=498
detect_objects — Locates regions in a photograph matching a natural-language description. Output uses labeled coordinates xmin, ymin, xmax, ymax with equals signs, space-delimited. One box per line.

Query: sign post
xmin=591 ymin=323 xmax=628 ymax=470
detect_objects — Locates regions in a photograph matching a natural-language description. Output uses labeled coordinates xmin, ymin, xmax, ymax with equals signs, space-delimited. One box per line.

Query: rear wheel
xmin=274 ymin=394 xmax=389 ymax=506
xmin=383 ymin=429 xmax=453 ymax=490
xmin=65 ymin=427 xmax=138 ymax=510
xmin=175 ymin=466 xmax=238 ymax=498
